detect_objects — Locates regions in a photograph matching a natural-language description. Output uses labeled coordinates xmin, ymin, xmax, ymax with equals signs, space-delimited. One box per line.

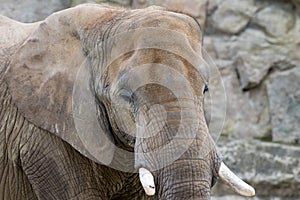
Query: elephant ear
xmin=5 ymin=10 xmax=115 ymax=165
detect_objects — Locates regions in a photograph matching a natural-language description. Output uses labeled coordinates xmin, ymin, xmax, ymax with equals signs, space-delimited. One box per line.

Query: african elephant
xmin=0 ymin=3 xmax=255 ymax=200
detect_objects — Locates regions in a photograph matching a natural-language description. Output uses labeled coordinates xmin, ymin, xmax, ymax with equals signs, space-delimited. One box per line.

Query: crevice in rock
xmin=271 ymin=60 xmax=297 ymax=71
xmin=242 ymin=66 xmax=274 ymax=92
xmin=241 ymin=59 xmax=297 ymax=92
xmin=257 ymin=133 xmax=272 ymax=142
xmin=233 ymin=62 xmax=241 ymax=87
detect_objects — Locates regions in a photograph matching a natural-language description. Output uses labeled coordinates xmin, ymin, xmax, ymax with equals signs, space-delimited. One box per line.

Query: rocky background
xmin=1 ymin=0 xmax=299 ymax=199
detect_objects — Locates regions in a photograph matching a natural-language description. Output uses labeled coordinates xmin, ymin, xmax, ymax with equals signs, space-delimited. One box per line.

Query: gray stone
xmin=203 ymin=37 xmax=217 ymax=60
xmin=253 ymin=4 xmax=296 ymax=38
xmin=212 ymin=138 xmax=300 ymax=198
xmin=132 ymin=0 xmax=165 ymax=8
xmin=71 ymin=0 xmax=132 ymax=7
xmin=132 ymin=0 xmax=208 ymax=28
xmin=216 ymin=60 xmax=258 ymax=139
xmin=206 ymin=0 xmax=221 ymax=16
xmin=266 ymin=67 xmax=300 ymax=144
xmin=203 ymin=37 xmax=271 ymax=140
xmin=210 ymin=0 xmax=258 ymax=34
xmin=247 ymin=84 xmax=272 ymax=140
xmin=0 ymin=0 xmax=71 ymax=23
xmin=110 ymin=0 xmax=132 ymax=6
xmin=208 ymin=0 xmax=300 ymax=90
xmin=234 ymin=29 xmax=274 ymax=89
xmin=234 ymin=25 xmax=300 ymax=89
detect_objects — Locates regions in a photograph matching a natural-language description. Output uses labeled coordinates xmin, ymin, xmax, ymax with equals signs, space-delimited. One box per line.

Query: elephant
xmin=0 ymin=3 xmax=255 ymax=200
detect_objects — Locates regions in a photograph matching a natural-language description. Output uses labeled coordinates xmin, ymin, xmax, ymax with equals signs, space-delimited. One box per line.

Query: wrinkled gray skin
xmin=0 ymin=4 xmax=221 ymax=200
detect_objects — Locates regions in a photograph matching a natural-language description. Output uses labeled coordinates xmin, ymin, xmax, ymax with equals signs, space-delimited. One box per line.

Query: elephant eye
xmin=203 ymin=83 xmax=209 ymax=94
xmin=119 ymin=89 xmax=133 ymax=103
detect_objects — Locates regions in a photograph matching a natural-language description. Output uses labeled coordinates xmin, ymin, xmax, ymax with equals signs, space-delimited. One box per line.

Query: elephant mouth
xmin=97 ymin=90 xmax=138 ymax=151
xmin=96 ymin=99 xmax=136 ymax=152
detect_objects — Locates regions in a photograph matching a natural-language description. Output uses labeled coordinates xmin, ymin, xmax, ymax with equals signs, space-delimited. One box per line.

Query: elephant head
xmin=5 ymin=4 xmax=255 ymax=199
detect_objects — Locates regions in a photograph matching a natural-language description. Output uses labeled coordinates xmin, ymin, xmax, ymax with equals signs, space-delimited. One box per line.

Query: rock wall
xmin=1 ymin=0 xmax=299 ymax=199
xmin=0 ymin=0 xmax=71 ymax=22
xmin=206 ymin=1 xmax=300 ymax=198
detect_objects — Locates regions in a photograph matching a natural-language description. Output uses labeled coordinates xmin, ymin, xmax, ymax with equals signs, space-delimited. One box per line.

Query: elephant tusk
xmin=139 ymin=168 xmax=156 ymax=196
xmin=218 ymin=162 xmax=255 ymax=197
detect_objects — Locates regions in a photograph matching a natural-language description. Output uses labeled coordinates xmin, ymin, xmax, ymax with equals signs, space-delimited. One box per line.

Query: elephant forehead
xmin=84 ymin=6 xmax=203 ymax=56
xmin=107 ymin=49 xmax=206 ymax=98
xmin=136 ymin=10 xmax=201 ymax=39
xmin=118 ymin=8 xmax=203 ymax=53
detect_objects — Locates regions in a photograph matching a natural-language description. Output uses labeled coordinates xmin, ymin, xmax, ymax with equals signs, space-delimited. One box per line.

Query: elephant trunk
xmin=136 ymin=136 xmax=220 ymax=200
xmin=134 ymin=85 xmax=219 ymax=199
xmin=155 ymin=144 xmax=220 ymax=199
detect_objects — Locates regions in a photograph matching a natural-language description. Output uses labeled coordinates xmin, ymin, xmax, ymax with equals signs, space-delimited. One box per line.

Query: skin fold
xmin=0 ymin=4 xmax=249 ymax=200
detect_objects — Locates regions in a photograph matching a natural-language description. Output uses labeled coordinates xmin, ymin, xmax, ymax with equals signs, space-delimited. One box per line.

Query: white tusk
xmin=139 ymin=168 xmax=155 ymax=196
xmin=218 ymin=162 xmax=255 ymax=197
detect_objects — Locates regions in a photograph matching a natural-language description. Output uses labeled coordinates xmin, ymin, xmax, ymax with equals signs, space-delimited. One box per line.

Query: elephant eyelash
xmin=119 ymin=94 xmax=134 ymax=106
xmin=203 ymin=83 xmax=209 ymax=94
xmin=119 ymin=89 xmax=135 ymax=105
